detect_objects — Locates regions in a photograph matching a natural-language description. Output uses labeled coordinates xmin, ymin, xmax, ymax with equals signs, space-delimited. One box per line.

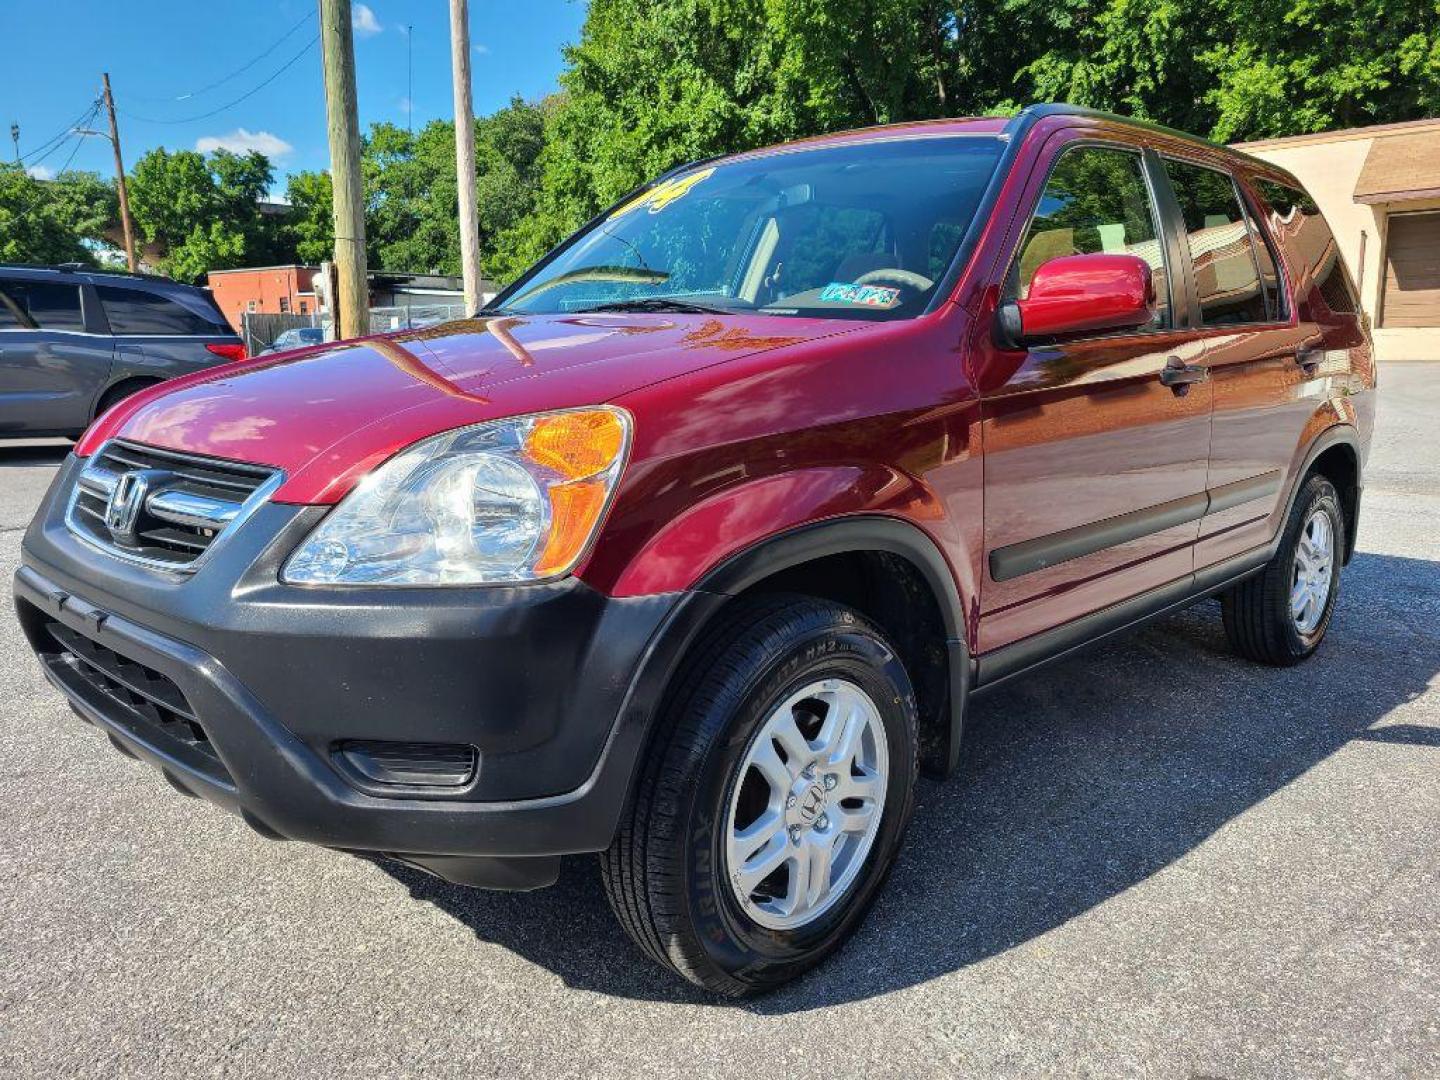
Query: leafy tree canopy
xmin=513 ymin=0 xmax=1440 ymax=257
xmin=126 ymin=147 xmax=284 ymax=282
xmin=0 ymin=165 xmax=118 ymax=266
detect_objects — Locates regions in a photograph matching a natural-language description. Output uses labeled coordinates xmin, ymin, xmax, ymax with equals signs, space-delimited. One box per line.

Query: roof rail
xmin=0 ymin=262 xmax=177 ymax=283
xmin=1008 ymin=102 xmax=1233 ymax=152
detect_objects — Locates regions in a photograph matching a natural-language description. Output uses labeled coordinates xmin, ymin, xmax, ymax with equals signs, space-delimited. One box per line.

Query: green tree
xmin=127 ymin=147 xmax=282 ymax=282
xmin=284 ymin=169 xmax=334 ymax=264
xmin=503 ymin=0 xmax=1440 ymax=268
xmin=0 ymin=164 xmax=118 ymax=265
xmin=357 ymin=97 xmax=550 ymax=282
xmin=1004 ymin=0 xmax=1440 ymax=141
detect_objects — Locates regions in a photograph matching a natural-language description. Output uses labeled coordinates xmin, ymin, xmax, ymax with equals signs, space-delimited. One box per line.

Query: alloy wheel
xmin=723 ymin=679 xmax=888 ymax=931
xmin=1290 ymin=507 xmax=1335 ymax=635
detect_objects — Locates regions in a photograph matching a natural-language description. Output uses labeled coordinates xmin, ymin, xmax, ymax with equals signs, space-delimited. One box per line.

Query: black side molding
xmin=1206 ymin=471 xmax=1283 ymax=515
xmin=989 ymin=471 xmax=1282 ymax=583
xmin=989 ymin=491 xmax=1208 ymax=583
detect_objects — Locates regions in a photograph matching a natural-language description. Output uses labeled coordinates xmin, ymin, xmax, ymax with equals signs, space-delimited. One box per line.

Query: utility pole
xmin=9 ymin=122 xmax=18 ymax=163
xmin=449 ymin=0 xmax=482 ymax=314
xmin=101 ymin=75 xmax=139 ymax=273
xmin=318 ymin=0 xmax=369 ymax=338
xmin=406 ymin=25 xmax=414 ymax=135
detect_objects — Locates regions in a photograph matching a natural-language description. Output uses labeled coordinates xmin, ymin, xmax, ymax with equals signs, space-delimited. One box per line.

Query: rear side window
xmin=1008 ymin=145 xmax=1171 ymax=330
xmin=1164 ymin=159 xmax=1273 ymax=325
xmin=0 ymin=280 xmax=85 ymax=331
xmin=97 ymin=285 xmax=226 ymax=335
xmin=1254 ymin=179 xmax=1360 ymax=315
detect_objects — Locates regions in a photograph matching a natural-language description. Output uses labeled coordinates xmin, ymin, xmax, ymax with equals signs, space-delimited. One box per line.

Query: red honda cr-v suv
xmin=17 ymin=104 xmax=1375 ymax=995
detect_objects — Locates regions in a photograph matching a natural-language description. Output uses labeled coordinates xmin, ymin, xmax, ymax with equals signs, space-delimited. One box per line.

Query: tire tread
xmin=1221 ymin=474 xmax=1342 ymax=666
xmin=600 ymin=594 xmax=914 ymax=996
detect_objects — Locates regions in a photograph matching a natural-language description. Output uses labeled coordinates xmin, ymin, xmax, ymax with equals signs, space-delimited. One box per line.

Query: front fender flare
xmin=648 ymin=515 xmax=974 ymax=778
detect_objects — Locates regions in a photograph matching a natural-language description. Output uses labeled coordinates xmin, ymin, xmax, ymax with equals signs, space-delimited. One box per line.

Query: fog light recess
xmin=335 ymin=740 xmax=479 ymax=789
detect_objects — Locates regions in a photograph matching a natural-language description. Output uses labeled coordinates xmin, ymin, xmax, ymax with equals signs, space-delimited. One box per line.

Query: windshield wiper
xmin=574 ymin=297 xmax=735 ymax=315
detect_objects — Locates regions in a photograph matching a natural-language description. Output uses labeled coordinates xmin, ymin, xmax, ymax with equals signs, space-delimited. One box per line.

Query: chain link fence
xmin=240 ymin=312 xmax=323 ymax=355
xmin=367 ymin=303 xmax=469 ymax=331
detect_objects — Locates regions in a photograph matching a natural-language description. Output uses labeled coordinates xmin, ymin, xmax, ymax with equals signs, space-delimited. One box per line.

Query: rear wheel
xmin=93 ymin=378 xmax=159 ymax=421
xmin=601 ymin=595 xmax=918 ymax=996
xmin=1222 ymin=474 xmax=1344 ymax=666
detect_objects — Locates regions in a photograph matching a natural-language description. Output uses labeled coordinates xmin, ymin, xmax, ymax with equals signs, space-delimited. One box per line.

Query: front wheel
xmin=601 ymin=595 xmax=918 ymax=996
xmin=1222 ymin=474 xmax=1345 ymax=666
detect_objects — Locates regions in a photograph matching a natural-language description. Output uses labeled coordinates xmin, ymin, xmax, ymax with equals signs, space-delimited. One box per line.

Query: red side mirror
xmin=996 ymin=253 xmax=1156 ymax=347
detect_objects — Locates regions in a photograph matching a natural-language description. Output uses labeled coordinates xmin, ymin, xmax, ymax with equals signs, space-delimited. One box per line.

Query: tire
xmin=601 ymin=594 xmax=919 ymax=996
xmin=1222 ymin=474 xmax=1345 ymax=666
xmin=94 ymin=379 xmax=158 ymax=421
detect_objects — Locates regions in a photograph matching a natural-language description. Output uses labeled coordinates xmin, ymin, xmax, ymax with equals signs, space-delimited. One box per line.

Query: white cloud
xmin=352 ymin=3 xmax=382 ymax=36
xmin=25 ymin=165 xmax=54 ymax=180
xmin=196 ymin=128 xmax=295 ymax=159
xmin=473 ymin=43 xmax=490 ymax=55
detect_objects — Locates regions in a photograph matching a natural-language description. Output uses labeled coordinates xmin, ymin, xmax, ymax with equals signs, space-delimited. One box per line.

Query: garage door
xmin=1383 ymin=212 xmax=1440 ymax=327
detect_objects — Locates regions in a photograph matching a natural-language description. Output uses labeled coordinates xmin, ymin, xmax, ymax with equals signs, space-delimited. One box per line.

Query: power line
xmin=17 ymin=101 xmax=102 ymax=173
xmin=126 ymin=9 xmax=316 ymax=104
xmin=52 ymin=114 xmax=96 ymax=176
xmin=17 ymin=99 xmax=102 ymax=164
xmin=118 ymin=31 xmax=320 ymax=126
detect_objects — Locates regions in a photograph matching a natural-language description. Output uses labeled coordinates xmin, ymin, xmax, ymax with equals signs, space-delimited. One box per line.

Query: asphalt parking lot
xmin=2 ymin=365 xmax=1436 ymax=1078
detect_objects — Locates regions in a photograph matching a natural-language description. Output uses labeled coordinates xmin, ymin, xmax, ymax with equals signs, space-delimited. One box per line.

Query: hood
xmin=95 ymin=312 xmax=857 ymax=504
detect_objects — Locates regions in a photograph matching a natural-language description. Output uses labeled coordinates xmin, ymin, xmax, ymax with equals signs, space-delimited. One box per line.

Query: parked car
xmin=16 ymin=105 xmax=1375 ymax=996
xmin=0 ymin=265 xmax=245 ymax=437
xmin=259 ymin=326 xmax=325 ymax=355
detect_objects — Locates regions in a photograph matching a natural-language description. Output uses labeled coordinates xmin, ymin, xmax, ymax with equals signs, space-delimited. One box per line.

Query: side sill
xmin=971 ymin=546 xmax=1271 ymax=695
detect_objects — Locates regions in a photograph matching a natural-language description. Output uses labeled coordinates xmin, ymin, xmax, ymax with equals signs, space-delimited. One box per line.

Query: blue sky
xmin=3 ymin=1 xmax=587 ymax=194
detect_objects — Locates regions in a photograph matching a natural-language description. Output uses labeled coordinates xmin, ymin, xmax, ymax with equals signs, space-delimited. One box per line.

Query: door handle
xmin=1160 ymin=355 xmax=1208 ymax=396
xmin=1296 ymin=344 xmax=1322 ymax=376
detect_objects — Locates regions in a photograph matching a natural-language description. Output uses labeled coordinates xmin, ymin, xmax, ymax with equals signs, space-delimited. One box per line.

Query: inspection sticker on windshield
xmin=610 ymin=168 xmax=716 ymax=219
xmin=818 ymin=282 xmax=901 ymax=308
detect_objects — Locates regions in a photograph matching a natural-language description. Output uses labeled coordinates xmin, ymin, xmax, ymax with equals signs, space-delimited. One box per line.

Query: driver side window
xmin=1009 ymin=145 xmax=1171 ymax=330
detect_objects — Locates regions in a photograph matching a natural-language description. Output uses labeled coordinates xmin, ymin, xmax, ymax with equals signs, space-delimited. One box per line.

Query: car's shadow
xmin=0 ymin=441 xmax=72 ymax=467
xmin=377 ymin=550 xmax=1439 ymax=1010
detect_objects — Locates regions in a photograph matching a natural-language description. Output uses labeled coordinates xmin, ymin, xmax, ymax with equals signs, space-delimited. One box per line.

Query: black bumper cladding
xmin=17 ymin=454 xmax=722 ymax=890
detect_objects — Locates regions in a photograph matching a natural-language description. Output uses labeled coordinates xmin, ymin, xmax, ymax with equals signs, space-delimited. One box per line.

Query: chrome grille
xmin=66 ymin=440 xmax=280 ymax=570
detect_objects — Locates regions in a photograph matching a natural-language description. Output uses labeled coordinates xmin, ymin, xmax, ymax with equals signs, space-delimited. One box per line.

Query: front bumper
xmin=17 ymin=455 xmax=721 ymax=889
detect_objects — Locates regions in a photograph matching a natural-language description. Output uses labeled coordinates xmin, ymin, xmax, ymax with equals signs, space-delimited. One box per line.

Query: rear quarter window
xmin=1254 ymin=179 xmax=1360 ymax=315
xmin=97 ymin=285 xmax=229 ymax=335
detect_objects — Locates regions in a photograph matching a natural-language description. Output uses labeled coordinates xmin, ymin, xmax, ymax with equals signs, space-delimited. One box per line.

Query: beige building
xmin=1236 ymin=118 xmax=1440 ymax=362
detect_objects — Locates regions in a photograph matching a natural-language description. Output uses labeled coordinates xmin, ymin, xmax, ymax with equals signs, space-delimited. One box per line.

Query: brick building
xmin=206 ymin=266 xmax=484 ymax=335
xmin=206 ymin=265 xmax=320 ymax=333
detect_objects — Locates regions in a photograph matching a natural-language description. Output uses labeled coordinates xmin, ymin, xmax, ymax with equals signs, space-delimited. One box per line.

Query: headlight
xmin=283 ymin=407 xmax=630 ymax=586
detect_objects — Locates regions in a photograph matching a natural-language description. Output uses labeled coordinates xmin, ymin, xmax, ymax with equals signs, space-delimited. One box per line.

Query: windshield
xmin=501 ymin=136 xmax=1005 ymax=321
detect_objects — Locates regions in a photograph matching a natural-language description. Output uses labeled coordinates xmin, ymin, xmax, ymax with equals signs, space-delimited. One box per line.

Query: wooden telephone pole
xmin=100 ymin=74 xmax=138 ymax=273
xmin=449 ymin=0 xmax=483 ymax=314
xmin=318 ymin=0 xmax=369 ymax=338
